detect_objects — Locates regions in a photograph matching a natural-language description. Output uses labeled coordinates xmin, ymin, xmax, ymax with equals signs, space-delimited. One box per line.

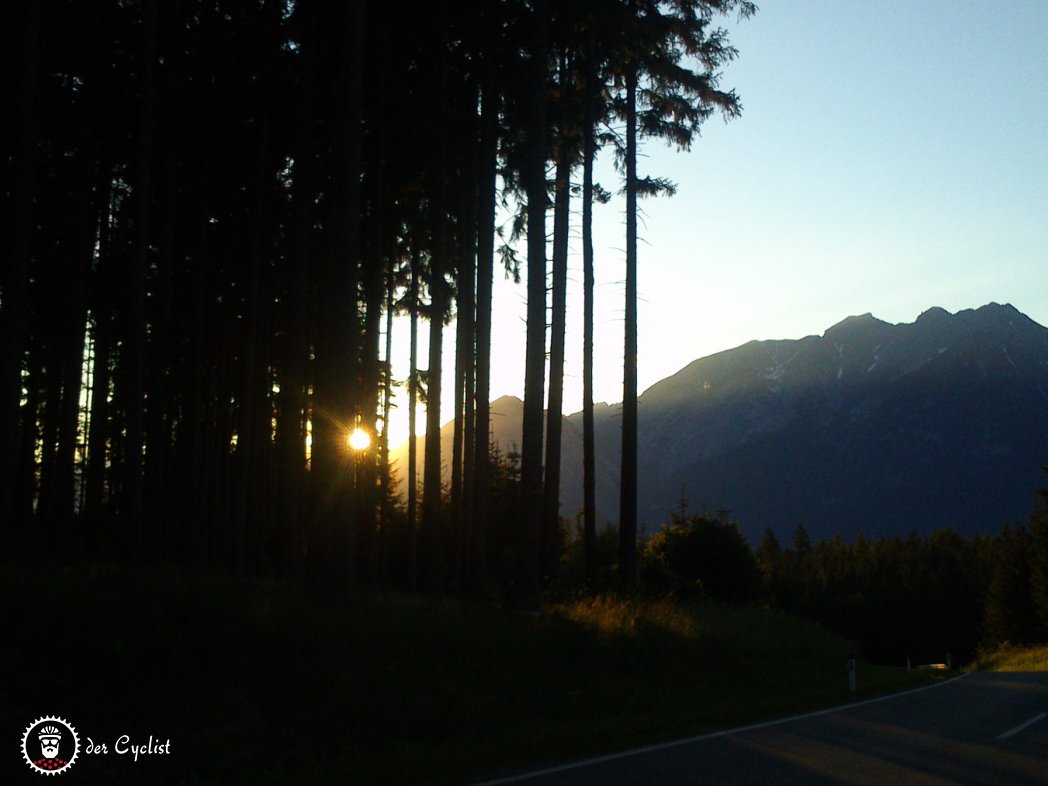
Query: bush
xmin=642 ymin=513 xmax=761 ymax=602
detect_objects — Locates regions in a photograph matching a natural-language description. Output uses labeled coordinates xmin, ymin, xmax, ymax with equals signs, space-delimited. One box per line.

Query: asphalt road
xmin=472 ymin=673 xmax=1048 ymax=785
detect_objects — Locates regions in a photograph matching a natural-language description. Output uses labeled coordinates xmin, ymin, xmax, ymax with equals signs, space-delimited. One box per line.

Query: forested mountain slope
xmin=562 ymin=303 xmax=1048 ymax=540
xmin=398 ymin=304 xmax=1048 ymax=542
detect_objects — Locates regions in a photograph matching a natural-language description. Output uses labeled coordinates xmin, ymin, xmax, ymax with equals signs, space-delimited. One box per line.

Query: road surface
xmin=472 ymin=672 xmax=1048 ymax=785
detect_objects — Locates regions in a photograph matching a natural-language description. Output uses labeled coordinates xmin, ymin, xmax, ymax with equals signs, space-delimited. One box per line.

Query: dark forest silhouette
xmin=4 ymin=2 xmax=1047 ymax=664
xmin=9 ymin=6 xmax=1048 ymax=784
xmin=0 ymin=1 xmax=756 ymax=604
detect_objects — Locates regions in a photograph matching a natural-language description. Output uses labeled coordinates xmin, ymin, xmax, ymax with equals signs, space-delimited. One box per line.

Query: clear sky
xmin=386 ymin=0 xmax=1048 ymax=448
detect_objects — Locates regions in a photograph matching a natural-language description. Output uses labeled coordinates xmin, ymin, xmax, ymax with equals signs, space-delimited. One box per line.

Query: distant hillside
xmin=389 ymin=394 xmax=528 ymax=491
xmin=394 ymin=304 xmax=1048 ymax=542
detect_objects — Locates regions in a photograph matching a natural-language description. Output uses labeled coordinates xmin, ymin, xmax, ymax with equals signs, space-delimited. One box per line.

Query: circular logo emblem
xmin=21 ymin=716 xmax=79 ymax=775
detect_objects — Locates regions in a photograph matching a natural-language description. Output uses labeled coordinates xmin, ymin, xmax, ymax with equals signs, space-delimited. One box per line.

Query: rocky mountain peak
xmin=822 ymin=312 xmax=894 ymax=349
xmin=557 ymin=303 xmax=1048 ymax=543
xmin=915 ymin=306 xmax=952 ymax=325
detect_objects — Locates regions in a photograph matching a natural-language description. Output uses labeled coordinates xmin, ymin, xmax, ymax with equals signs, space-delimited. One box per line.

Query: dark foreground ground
xmin=3 ymin=565 xmax=940 ymax=784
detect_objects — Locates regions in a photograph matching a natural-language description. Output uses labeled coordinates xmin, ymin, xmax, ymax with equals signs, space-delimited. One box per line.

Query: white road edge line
xmin=996 ymin=712 xmax=1046 ymax=741
xmin=469 ymin=673 xmax=970 ymax=785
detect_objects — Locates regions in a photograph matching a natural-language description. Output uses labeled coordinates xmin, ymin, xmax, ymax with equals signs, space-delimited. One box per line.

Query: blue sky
xmin=389 ymin=0 xmax=1048 ymax=446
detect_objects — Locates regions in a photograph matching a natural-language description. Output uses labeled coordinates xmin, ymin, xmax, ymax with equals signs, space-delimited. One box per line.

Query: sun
xmin=348 ymin=427 xmax=371 ymax=452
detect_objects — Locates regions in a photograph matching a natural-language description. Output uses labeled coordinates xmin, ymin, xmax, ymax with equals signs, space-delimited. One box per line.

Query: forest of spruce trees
xmin=4 ymin=1 xmax=1048 ymax=666
xmin=1 ymin=0 xmax=758 ymax=606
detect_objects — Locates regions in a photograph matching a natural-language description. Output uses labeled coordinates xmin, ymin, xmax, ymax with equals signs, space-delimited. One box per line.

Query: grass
xmin=3 ymin=566 xmax=943 ymax=785
xmin=970 ymin=643 xmax=1048 ymax=672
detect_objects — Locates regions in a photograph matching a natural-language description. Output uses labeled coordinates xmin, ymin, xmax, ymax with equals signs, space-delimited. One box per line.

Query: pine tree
xmin=615 ymin=0 xmax=753 ymax=590
xmin=518 ymin=0 xmax=550 ymax=611
xmin=0 ymin=0 xmax=45 ymax=540
xmin=1028 ymin=468 xmax=1048 ymax=640
xmin=984 ymin=525 xmax=1039 ymax=646
xmin=470 ymin=11 xmax=501 ymax=594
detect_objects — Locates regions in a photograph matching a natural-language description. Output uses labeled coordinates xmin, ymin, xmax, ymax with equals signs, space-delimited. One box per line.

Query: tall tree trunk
xmin=379 ymin=263 xmax=395 ymax=585
xmin=471 ymin=42 xmax=498 ymax=596
xmin=51 ymin=66 xmax=99 ymax=549
xmin=84 ymin=311 xmax=111 ymax=552
xmin=276 ymin=0 xmax=317 ymax=578
xmin=360 ymin=1 xmax=389 ymax=585
xmin=618 ymin=49 xmax=639 ymax=590
xmin=422 ymin=249 xmax=446 ymax=589
xmin=407 ymin=245 xmax=420 ymax=589
xmin=451 ymin=283 xmax=467 ymax=586
xmin=233 ymin=55 xmax=271 ymax=575
xmin=37 ymin=19 xmax=102 ymax=545
xmin=311 ymin=0 xmax=365 ymax=588
xmin=83 ymin=282 xmax=111 ymax=553
xmin=15 ymin=365 xmax=42 ymax=523
xmin=519 ymin=0 xmax=549 ymax=611
xmin=542 ymin=111 xmax=570 ymax=585
xmin=452 ymin=112 xmax=478 ymax=587
xmin=37 ymin=330 xmax=63 ymax=535
xmin=84 ymin=176 xmax=115 ymax=553
xmin=145 ymin=12 xmax=179 ymax=563
xmin=0 ymin=0 xmax=45 ymax=543
xmin=123 ymin=0 xmax=159 ymax=561
xmin=422 ymin=15 xmax=450 ymax=589
xmin=84 ymin=165 xmax=118 ymax=553
xmin=181 ymin=131 xmax=212 ymax=567
xmin=358 ymin=230 xmax=385 ymax=587
xmin=342 ymin=0 xmax=367 ymax=586
xmin=581 ymin=57 xmax=598 ymax=591
xmin=460 ymin=197 xmax=477 ymax=591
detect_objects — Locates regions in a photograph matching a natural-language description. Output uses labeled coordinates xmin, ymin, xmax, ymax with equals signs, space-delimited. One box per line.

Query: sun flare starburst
xmin=348 ymin=428 xmax=371 ymax=452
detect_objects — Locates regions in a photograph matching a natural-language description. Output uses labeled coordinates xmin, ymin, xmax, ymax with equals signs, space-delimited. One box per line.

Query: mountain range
xmin=391 ymin=303 xmax=1048 ymax=543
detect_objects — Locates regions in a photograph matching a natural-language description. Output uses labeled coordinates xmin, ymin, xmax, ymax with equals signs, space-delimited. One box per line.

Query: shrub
xmin=642 ymin=513 xmax=761 ymax=602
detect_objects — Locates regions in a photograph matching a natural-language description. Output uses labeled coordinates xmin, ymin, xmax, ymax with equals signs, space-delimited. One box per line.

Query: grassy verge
xmin=3 ymin=567 xmax=942 ymax=785
xmin=970 ymin=643 xmax=1048 ymax=671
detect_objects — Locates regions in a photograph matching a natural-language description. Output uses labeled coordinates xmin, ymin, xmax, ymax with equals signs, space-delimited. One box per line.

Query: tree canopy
xmin=1 ymin=0 xmax=754 ymax=600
